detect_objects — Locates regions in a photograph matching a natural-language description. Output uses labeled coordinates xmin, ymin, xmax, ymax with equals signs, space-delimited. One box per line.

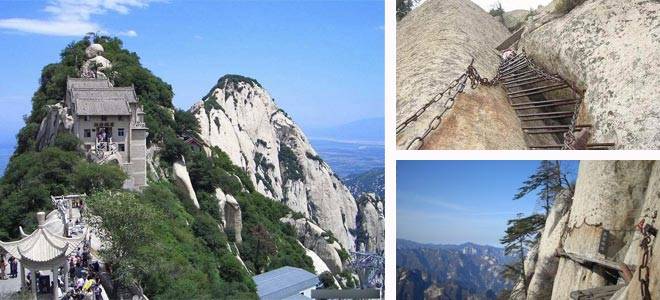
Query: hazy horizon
xmin=397 ymin=160 xmax=578 ymax=247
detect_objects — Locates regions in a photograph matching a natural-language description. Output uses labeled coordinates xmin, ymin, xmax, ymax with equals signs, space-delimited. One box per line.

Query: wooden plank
xmin=556 ymin=248 xmax=633 ymax=282
xmin=569 ymin=284 xmax=626 ymax=300
xmin=496 ymin=27 xmax=525 ymax=51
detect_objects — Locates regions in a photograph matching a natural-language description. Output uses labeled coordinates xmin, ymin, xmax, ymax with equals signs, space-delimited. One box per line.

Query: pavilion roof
xmin=0 ymin=212 xmax=86 ymax=263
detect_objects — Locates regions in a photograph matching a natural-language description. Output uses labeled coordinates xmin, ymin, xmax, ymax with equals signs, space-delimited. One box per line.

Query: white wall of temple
xmin=74 ymin=115 xmax=132 ymax=161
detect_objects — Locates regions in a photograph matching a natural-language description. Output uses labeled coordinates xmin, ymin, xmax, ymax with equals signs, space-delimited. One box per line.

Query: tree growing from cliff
xmin=396 ymin=0 xmax=413 ymax=21
xmin=513 ymin=160 xmax=574 ymax=217
xmin=500 ymin=213 xmax=545 ymax=297
xmin=489 ymin=1 xmax=504 ymax=17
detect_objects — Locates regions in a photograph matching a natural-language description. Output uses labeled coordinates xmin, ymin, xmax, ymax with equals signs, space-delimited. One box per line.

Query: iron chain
xmin=638 ymin=211 xmax=656 ymax=300
xmin=397 ymin=59 xmax=501 ymax=149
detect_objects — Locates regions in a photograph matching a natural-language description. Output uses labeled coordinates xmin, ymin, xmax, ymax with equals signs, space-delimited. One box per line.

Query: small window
xmin=84 ymin=129 xmax=91 ymax=138
xmin=101 ymin=116 xmax=107 ymax=121
xmin=118 ymin=144 xmax=125 ymax=152
xmin=118 ymin=128 xmax=125 ymax=137
xmin=118 ymin=116 xmax=123 ymax=121
xmin=83 ymin=116 xmax=89 ymax=121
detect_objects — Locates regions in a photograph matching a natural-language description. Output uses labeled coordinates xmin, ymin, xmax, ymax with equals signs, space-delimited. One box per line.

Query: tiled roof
xmin=70 ymin=87 xmax=138 ymax=104
xmin=67 ymin=78 xmax=113 ymax=90
xmin=253 ymin=266 xmax=318 ymax=300
xmin=0 ymin=222 xmax=86 ymax=263
xmin=76 ymin=98 xmax=131 ymax=115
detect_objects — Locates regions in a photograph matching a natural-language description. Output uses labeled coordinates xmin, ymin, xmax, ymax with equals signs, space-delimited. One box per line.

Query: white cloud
xmin=119 ymin=29 xmax=138 ymax=37
xmin=0 ymin=0 xmax=155 ymax=37
xmin=0 ymin=18 xmax=98 ymax=36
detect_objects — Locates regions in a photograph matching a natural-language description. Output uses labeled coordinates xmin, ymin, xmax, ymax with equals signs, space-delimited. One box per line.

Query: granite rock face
xmin=525 ymin=190 xmax=572 ymax=299
xmin=172 ymin=158 xmax=200 ymax=209
xmin=501 ymin=10 xmax=530 ymax=31
xmin=190 ymin=76 xmax=375 ymax=252
xmin=519 ymin=0 xmax=660 ymax=149
xmin=396 ymin=0 xmax=524 ymax=149
xmin=35 ymin=103 xmax=74 ymax=150
xmin=281 ymin=216 xmax=345 ymax=273
xmin=515 ymin=161 xmax=660 ymax=299
xmin=355 ymin=193 xmax=385 ymax=252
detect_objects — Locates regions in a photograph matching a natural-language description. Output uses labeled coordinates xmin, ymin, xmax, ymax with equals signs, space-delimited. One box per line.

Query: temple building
xmin=63 ymin=42 xmax=148 ymax=189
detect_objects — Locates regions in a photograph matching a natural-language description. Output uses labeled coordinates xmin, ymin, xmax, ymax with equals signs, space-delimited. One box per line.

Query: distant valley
xmin=397 ymin=239 xmax=513 ymax=300
xmin=343 ymin=167 xmax=384 ymax=199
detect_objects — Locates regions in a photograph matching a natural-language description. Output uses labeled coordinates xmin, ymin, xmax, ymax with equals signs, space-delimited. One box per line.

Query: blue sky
xmin=0 ymin=0 xmax=384 ymax=149
xmin=397 ymin=160 xmax=578 ymax=247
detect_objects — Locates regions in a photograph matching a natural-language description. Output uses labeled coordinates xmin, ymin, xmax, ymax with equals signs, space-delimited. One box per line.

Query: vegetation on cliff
xmin=0 ymin=36 xmax=313 ymax=298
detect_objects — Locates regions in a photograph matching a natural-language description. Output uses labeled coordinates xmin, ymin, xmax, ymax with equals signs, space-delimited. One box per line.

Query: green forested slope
xmin=0 ymin=36 xmax=312 ymax=299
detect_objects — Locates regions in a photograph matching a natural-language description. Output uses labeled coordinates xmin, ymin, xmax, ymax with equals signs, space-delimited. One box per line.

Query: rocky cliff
xmin=190 ymin=75 xmax=380 ymax=254
xmin=518 ymin=0 xmax=660 ymax=149
xmin=396 ymin=0 xmax=527 ymax=149
xmin=516 ymin=161 xmax=659 ymax=299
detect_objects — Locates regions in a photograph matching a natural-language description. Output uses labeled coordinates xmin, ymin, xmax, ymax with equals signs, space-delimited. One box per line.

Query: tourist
xmin=9 ymin=255 xmax=17 ymax=278
xmin=82 ymin=274 xmax=95 ymax=292
xmin=76 ymin=276 xmax=85 ymax=290
xmin=0 ymin=253 xmax=6 ymax=280
xmin=93 ymin=282 xmax=103 ymax=300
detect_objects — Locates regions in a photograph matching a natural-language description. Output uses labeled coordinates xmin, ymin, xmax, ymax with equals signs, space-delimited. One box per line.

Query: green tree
xmin=489 ymin=1 xmax=505 ymax=17
xmin=500 ymin=213 xmax=545 ymax=297
xmin=396 ymin=0 xmax=413 ymax=21
xmin=85 ymin=191 xmax=158 ymax=290
xmin=53 ymin=132 xmax=81 ymax=152
xmin=513 ymin=160 xmax=573 ymax=217
xmin=173 ymin=109 xmax=201 ymax=138
xmin=247 ymin=224 xmax=277 ymax=273
xmin=71 ymin=162 xmax=128 ymax=194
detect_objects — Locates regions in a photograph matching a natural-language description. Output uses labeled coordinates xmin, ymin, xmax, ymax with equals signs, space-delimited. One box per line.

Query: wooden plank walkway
xmin=569 ymin=284 xmax=626 ymax=300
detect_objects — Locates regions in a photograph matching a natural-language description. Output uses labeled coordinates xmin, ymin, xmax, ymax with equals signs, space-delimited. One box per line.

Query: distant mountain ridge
xmin=343 ymin=167 xmax=384 ymax=199
xmin=397 ymin=239 xmax=513 ymax=300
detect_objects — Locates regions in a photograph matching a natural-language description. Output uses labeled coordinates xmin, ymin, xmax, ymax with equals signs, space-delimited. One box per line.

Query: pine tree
xmin=500 ymin=213 xmax=545 ymax=297
xmin=513 ymin=160 xmax=572 ymax=217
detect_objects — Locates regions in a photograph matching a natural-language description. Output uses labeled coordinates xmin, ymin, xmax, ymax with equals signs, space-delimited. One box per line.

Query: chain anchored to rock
xmin=637 ymin=210 xmax=657 ymax=300
xmin=396 ymin=59 xmax=500 ymax=150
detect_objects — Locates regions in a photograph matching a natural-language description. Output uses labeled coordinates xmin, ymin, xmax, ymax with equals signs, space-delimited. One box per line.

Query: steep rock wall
xmin=355 ymin=193 xmax=385 ymax=252
xmin=35 ymin=103 xmax=74 ymax=150
xmin=190 ymin=77 xmax=361 ymax=251
xmin=551 ymin=161 xmax=653 ymax=298
xmin=396 ymin=0 xmax=524 ymax=149
xmin=519 ymin=0 xmax=660 ymax=149
xmin=518 ymin=161 xmax=659 ymax=299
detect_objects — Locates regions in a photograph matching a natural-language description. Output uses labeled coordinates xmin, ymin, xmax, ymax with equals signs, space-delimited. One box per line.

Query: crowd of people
xmin=61 ymin=244 xmax=104 ymax=300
